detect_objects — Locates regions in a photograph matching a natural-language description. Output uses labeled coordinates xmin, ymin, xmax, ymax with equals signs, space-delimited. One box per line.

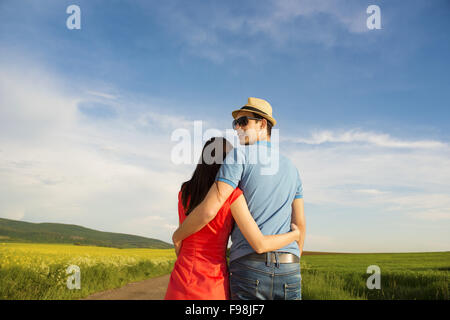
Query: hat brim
xmin=232 ymin=108 xmax=276 ymax=127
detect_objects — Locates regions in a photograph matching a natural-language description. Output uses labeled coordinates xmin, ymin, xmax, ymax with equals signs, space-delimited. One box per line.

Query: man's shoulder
xmin=279 ymin=152 xmax=299 ymax=171
xmin=223 ymin=146 xmax=246 ymax=164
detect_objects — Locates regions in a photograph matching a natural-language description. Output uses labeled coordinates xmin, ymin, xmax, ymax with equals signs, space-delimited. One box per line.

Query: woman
xmin=164 ymin=137 xmax=300 ymax=300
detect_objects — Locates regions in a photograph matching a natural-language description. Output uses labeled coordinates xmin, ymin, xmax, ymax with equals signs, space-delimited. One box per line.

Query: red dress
xmin=164 ymin=187 xmax=243 ymax=300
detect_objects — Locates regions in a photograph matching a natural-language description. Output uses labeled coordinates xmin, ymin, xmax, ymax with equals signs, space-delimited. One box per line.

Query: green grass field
xmin=300 ymin=252 xmax=449 ymax=300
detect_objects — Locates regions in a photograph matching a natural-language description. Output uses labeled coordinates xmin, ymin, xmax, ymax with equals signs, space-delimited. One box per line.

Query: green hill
xmin=0 ymin=217 xmax=173 ymax=249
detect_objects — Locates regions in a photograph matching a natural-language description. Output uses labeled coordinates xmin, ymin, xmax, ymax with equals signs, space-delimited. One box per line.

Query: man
xmin=172 ymin=97 xmax=306 ymax=300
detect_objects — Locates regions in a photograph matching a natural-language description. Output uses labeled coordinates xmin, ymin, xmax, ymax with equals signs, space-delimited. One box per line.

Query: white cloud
xmin=1 ymin=207 xmax=25 ymax=221
xmin=136 ymin=110 xmax=201 ymax=131
xmin=0 ymin=64 xmax=78 ymax=141
xmin=412 ymin=209 xmax=450 ymax=222
xmin=86 ymin=90 xmax=118 ymax=100
xmin=354 ymin=189 xmax=388 ymax=195
xmin=269 ymin=0 xmax=369 ymax=34
xmin=149 ymin=0 xmax=370 ymax=62
xmin=120 ymin=215 xmax=179 ymax=241
xmin=283 ymin=132 xmax=450 ymax=224
xmin=303 ymin=234 xmax=337 ymax=251
xmin=0 ymin=61 xmax=195 ymax=243
xmin=282 ymin=129 xmax=446 ymax=149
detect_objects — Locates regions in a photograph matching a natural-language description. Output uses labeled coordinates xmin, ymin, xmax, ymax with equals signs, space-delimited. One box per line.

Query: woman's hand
xmin=172 ymin=231 xmax=182 ymax=257
xmin=291 ymin=223 xmax=301 ymax=243
xmin=174 ymin=241 xmax=182 ymax=257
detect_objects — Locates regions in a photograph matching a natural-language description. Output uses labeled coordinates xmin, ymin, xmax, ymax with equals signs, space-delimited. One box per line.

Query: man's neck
xmin=257 ymin=132 xmax=270 ymax=142
xmin=243 ymin=136 xmax=270 ymax=146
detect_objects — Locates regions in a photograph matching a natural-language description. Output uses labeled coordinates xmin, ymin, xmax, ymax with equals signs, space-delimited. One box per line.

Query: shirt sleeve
xmin=294 ymin=169 xmax=304 ymax=199
xmin=215 ymin=147 xmax=245 ymax=189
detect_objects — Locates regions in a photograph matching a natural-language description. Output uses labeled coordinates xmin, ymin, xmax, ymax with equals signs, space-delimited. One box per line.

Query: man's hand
xmin=291 ymin=223 xmax=303 ymax=256
xmin=290 ymin=223 xmax=301 ymax=243
xmin=291 ymin=198 xmax=305 ymax=257
xmin=291 ymin=223 xmax=302 ymax=254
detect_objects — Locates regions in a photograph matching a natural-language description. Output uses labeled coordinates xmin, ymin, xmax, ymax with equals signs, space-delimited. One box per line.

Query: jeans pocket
xmin=284 ymin=279 xmax=301 ymax=300
xmin=230 ymin=272 xmax=259 ymax=300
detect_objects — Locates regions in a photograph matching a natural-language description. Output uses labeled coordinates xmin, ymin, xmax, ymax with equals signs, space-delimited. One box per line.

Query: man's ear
xmin=261 ymin=118 xmax=267 ymax=130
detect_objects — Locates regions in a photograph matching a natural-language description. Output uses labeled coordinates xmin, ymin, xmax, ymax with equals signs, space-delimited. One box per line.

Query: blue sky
xmin=0 ymin=0 xmax=449 ymax=252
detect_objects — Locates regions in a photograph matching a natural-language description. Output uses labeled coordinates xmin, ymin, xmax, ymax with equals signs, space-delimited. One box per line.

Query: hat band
xmin=240 ymin=106 xmax=269 ymax=116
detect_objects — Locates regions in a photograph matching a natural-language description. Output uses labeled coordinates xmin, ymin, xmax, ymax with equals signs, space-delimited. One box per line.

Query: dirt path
xmin=82 ymin=274 xmax=170 ymax=300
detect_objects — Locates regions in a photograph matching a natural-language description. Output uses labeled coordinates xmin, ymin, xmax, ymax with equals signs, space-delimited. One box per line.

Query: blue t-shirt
xmin=215 ymin=140 xmax=303 ymax=262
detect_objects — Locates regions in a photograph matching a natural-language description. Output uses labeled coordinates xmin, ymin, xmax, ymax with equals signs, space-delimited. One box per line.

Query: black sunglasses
xmin=232 ymin=116 xmax=261 ymax=129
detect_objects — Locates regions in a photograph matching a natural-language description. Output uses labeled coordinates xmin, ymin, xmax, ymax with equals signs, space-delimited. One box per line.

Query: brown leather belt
xmin=245 ymin=252 xmax=300 ymax=264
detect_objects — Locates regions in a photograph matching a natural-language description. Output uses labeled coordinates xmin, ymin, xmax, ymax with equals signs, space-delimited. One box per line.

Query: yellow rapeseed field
xmin=0 ymin=242 xmax=177 ymax=299
xmin=0 ymin=242 xmax=176 ymax=270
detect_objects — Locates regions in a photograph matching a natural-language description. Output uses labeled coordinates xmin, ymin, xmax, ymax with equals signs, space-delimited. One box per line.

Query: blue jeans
xmin=229 ymin=252 xmax=301 ymax=300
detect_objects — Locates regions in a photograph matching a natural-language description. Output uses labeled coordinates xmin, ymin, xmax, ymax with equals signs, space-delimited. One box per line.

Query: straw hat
xmin=231 ymin=97 xmax=277 ymax=126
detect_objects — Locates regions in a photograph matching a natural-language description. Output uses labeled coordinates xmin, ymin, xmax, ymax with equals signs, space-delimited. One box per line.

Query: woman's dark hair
xmin=181 ymin=137 xmax=232 ymax=215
